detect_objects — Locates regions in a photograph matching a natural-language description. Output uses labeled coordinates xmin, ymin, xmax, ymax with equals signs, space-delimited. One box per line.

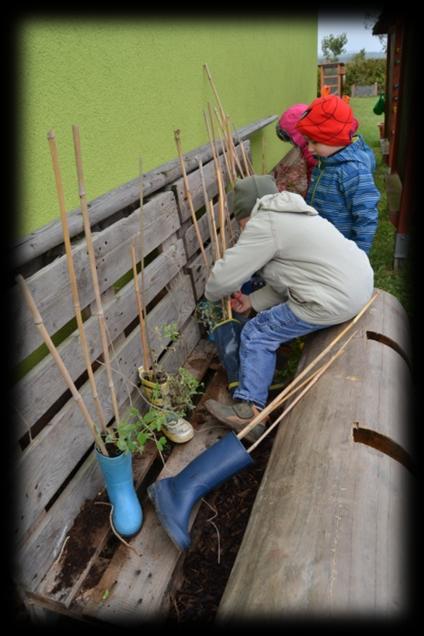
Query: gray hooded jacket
xmin=205 ymin=182 xmax=374 ymax=325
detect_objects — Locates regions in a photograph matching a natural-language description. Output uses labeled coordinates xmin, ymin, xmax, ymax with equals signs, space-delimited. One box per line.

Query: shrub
xmin=344 ymin=50 xmax=386 ymax=96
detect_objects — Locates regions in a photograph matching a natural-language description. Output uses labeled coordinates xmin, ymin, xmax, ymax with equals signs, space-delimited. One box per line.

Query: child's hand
xmin=231 ymin=291 xmax=252 ymax=314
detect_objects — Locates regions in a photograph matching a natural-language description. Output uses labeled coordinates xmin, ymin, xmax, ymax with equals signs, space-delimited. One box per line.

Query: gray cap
xmin=230 ymin=174 xmax=278 ymax=219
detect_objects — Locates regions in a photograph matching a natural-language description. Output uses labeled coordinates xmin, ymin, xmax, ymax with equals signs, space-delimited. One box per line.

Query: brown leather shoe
xmin=204 ymin=399 xmax=267 ymax=443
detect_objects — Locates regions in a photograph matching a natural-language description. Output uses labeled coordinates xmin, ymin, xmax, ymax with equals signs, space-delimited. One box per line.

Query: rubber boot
xmin=96 ymin=449 xmax=143 ymax=537
xmin=212 ymin=319 xmax=242 ymax=392
xmin=147 ymin=432 xmax=253 ymax=550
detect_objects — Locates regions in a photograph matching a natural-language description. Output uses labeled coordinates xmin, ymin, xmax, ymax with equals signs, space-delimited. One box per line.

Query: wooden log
xmin=217 ymin=289 xmax=412 ymax=619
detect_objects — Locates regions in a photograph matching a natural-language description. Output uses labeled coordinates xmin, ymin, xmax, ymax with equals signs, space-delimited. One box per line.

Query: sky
xmin=318 ymin=11 xmax=386 ymax=54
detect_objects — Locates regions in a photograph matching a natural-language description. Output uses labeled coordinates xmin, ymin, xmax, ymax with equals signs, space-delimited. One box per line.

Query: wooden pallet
xmin=25 ymin=345 xmax=232 ymax=625
xmin=12 ymin=122 xmax=273 ymax=624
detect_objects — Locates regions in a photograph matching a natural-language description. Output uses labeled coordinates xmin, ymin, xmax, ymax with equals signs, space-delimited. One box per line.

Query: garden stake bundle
xmin=204 ymin=63 xmax=253 ymax=181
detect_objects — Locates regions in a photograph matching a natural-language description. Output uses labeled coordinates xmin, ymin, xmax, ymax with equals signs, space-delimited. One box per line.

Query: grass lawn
xmin=350 ymin=96 xmax=412 ymax=318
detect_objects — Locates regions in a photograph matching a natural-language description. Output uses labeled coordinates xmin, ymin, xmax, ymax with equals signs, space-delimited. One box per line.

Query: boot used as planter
xmin=96 ymin=448 xmax=143 ymax=537
xmin=147 ymin=432 xmax=253 ymax=550
xmin=139 ymin=366 xmax=195 ymax=444
xmin=138 ymin=367 xmax=169 ymax=407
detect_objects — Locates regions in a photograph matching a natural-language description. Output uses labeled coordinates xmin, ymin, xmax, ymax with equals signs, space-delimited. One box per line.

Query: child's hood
xmin=322 ymin=134 xmax=376 ymax=170
xmin=251 ymin=191 xmax=318 ymax=217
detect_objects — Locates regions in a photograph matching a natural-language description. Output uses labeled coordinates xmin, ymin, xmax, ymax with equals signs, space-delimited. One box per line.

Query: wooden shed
xmin=318 ymin=62 xmax=346 ymax=96
xmin=372 ymin=11 xmax=417 ymax=269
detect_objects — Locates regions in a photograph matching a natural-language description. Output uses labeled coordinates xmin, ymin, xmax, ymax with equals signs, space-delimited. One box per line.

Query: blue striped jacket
xmin=305 ymin=135 xmax=380 ymax=253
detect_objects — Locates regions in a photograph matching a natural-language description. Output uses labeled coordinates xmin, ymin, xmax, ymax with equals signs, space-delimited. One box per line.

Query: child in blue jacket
xmin=296 ymin=95 xmax=380 ymax=254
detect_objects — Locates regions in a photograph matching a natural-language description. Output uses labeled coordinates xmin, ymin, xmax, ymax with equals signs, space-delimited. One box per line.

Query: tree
xmin=321 ymin=33 xmax=348 ymax=61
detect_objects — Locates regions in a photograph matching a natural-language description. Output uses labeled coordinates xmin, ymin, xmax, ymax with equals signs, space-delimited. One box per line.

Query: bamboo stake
xmin=222 ymin=181 xmax=235 ymax=246
xmin=217 ymin=134 xmax=233 ymax=186
xmin=72 ymin=125 xmax=121 ymax=426
xmin=174 ymin=129 xmax=209 ymax=271
xmin=246 ymin=331 xmax=357 ymax=451
xmin=232 ymin=124 xmax=253 ymax=176
xmin=131 ymin=242 xmax=151 ymax=371
xmin=225 ymin=114 xmax=238 ymax=181
xmin=236 ymin=291 xmax=379 ymax=439
xmin=205 ymin=107 xmax=233 ymax=317
xmin=203 ymin=64 xmax=240 ymax=182
xmin=215 ymin=165 xmax=232 ymax=320
xmin=205 ymin=107 xmax=235 ymax=245
xmin=212 ymin=106 xmax=238 ymax=182
xmin=197 ymin=157 xmax=218 ymax=262
xmin=208 ymin=200 xmax=221 ymax=261
xmin=203 ymin=63 xmax=226 ymax=124
xmin=203 ymin=109 xmax=220 ymax=170
xmin=17 ymin=274 xmax=108 ymax=455
xmin=217 ymin=108 xmax=253 ymax=179
xmin=47 ymin=130 xmax=107 ymax=432
xmin=138 ymin=157 xmax=153 ymax=368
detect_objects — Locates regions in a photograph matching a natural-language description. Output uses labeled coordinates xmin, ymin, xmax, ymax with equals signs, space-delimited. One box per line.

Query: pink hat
xmin=277 ymin=104 xmax=310 ymax=149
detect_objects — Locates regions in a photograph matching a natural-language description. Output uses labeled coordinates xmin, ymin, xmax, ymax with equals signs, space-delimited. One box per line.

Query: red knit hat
xmin=295 ymin=95 xmax=356 ymax=146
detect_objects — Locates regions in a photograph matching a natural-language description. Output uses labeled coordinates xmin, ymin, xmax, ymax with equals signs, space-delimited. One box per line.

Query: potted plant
xmin=138 ymin=322 xmax=203 ymax=444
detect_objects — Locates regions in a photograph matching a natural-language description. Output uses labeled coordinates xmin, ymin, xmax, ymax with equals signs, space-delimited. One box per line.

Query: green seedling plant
xmin=195 ymin=299 xmax=224 ymax=335
xmin=166 ymin=367 xmax=203 ymax=418
xmin=105 ymin=405 xmax=168 ymax=455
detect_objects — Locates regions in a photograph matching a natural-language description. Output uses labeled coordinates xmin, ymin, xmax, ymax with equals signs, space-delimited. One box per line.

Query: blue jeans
xmin=233 ymin=303 xmax=327 ymax=409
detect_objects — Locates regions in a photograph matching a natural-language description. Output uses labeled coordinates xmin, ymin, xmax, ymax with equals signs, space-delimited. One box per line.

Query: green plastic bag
xmin=373 ymin=94 xmax=385 ymax=115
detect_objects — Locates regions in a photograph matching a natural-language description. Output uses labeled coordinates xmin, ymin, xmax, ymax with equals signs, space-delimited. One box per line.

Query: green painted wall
xmin=18 ymin=18 xmax=317 ymax=237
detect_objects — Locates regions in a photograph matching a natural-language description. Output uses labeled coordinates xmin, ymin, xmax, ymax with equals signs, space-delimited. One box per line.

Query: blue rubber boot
xmin=212 ymin=319 xmax=242 ymax=392
xmin=147 ymin=432 xmax=253 ymax=550
xmin=96 ymin=450 xmax=143 ymax=537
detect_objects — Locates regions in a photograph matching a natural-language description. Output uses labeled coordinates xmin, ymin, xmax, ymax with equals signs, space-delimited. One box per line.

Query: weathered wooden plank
xmin=183 ymin=200 xmax=219 ymax=259
xmin=173 ymin=142 xmax=249 ymax=223
xmin=184 ymin=200 xmax=239 ymax=260
xmin=15 ymin=275 xmax=196 ymax=542
xmin=13 ymin=191 xmax=180 ymax=364
xmin=217 ymin=289 xmax=411 ymax=618
xmin=188 ymin=217 xmax=239 ymax=300
xmin=13 ymin=240 xmax=187 ymax=440
xmin=14 ymin=119 xmax=275 ymax=268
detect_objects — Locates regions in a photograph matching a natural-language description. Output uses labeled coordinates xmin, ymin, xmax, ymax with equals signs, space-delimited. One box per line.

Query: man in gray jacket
xmin=204 ymin=175 xmax=374 ymax=435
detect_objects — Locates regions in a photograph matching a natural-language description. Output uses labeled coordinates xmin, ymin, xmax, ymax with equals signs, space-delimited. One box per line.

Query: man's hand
xmin=230 ymin=291 xmax=252 ymax=314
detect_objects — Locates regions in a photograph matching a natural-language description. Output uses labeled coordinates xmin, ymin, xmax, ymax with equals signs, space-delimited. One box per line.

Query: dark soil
xmin=166 ymin=426 xmax=276 ymax=622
